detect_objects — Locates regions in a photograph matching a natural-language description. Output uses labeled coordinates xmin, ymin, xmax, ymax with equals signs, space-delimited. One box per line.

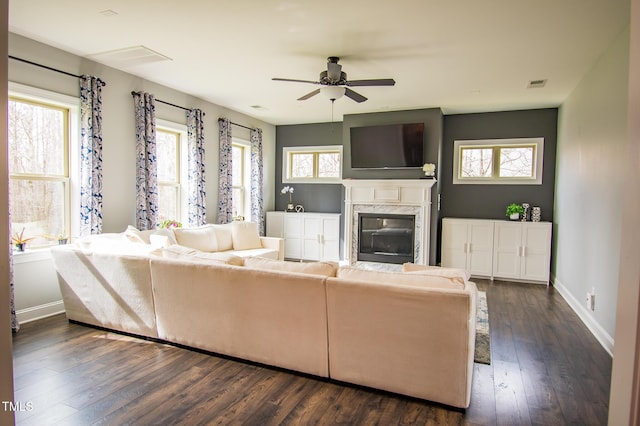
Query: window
xmin=453 ymin=138 xmax=544 ymax=185
xmin=156 ymin=120 xmax=187 ymax=223
xmin=232 ymin=139 xmax=250 ymax=219
xmin=283 ymin=146 xmax=342 ymax=183
xmin=8 ymin=83 xmax=79 ymax=247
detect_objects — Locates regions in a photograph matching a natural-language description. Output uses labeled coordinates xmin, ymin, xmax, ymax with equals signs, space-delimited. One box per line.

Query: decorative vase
xmin=509 ymin=213 xmax=520 ymax=221
xmin=532 ymin=207 xmax=541 ymax=222
xmin=286 ymin=203 xmax=295 ymax=212
xmin=522 ymin=203 xmax=530 ymax=222
xmin=58 ymin=238 xmax=68 ymax=245
xmin=14 ymin=243 xmax=26 ymax=252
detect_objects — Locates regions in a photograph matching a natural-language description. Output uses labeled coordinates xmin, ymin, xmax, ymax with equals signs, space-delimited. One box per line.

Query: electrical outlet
xmin=586 ymin=292 xmax=595 ymax=311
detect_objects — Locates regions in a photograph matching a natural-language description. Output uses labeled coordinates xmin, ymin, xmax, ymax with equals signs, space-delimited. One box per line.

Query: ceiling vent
xmin=527 ymin=79 xmax=547 ymax=89
xmin=88 ymin=46 xmax=172 ymax=68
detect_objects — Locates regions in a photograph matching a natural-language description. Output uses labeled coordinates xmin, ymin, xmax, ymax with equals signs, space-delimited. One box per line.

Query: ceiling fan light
xmin=321 ymin=86 xmax=345 ymax=100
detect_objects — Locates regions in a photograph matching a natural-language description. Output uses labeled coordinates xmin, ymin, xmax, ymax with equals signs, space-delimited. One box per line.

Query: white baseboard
xmin=551 ymin=274 xmax=614 ymax=356
xmin=16 ymin=300 xmax=65 ymax=324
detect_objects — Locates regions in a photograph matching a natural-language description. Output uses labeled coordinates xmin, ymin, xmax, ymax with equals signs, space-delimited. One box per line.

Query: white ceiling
xmin=9 ymin=0 xmax=630 ymax=125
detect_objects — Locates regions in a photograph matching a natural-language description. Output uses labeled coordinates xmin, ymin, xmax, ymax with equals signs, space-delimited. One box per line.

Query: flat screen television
xmin=350 ymin=123 xmax=424 ymax=169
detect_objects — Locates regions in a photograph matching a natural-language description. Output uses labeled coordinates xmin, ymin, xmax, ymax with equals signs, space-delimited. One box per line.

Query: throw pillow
xmin=402 ymin=262 xmax=471 ymax=281
xmin=173 ymin=225 xmax=218 ymax=252
xmin=161 ymin=245 xmax=243 ymax=266
xmin=150 ymin=228 xmax=178 ymax=247
xmin=231 ymin=221 xmax=262 ymax=251
xmin=123 ymin=225 xmax=154 ymax=244
xmin=337 ymin=266 xmax=465 ymax=289
xmin=244 ymin=257 xmax=338 ymax=277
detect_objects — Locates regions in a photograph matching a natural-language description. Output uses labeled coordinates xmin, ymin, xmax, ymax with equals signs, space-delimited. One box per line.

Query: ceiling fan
xmin=272 ymin=56 xmax=395 ymax=103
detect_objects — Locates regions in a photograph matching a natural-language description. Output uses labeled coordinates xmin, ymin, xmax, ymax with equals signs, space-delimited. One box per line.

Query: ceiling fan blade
xmin=272 ymin=77 xmax=319 ymax=85
xmin=297 ymin=89 xmax=320 ymax=101
xmin=347 ymin=78 xmax=396 ymax=87
xmin=327 ymin=62 xmax=342 ymax=82
xmin=344 ymin=88 xmax=368 ymax=103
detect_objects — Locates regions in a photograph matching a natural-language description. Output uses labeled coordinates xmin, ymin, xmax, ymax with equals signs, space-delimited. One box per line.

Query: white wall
xmin=609 ymin=0 xmax=640 ymax=421
xmin=554 ymin=27 xmax=630 ymax=353
xmin=8 ymin=33 xmax=276 ymax=322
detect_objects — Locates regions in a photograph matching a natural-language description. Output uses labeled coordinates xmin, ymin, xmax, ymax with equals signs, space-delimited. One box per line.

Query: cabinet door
xmin=302 ymin=216 xmax=322 ymax=260
xmin=467 ymin=222 xmax=494 ymax=276
xmin=283 ymin=214 xmax=303 ymax=259
xmin=493 ymin=222 xmax=522 ymax=279
xmin=320 ymin=216 xmax=340 ymax=261
xmin=441 ymin=220 xmax=469 ymax=270
xmin=520 ymin=223 xmax=552 ymax=282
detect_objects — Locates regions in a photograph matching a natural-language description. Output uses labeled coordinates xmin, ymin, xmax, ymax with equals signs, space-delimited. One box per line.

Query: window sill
xmin=12 ymin=247 xmax=53 ymax=264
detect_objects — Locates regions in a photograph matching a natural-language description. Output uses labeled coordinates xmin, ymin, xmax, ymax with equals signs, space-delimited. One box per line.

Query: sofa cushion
xmin=173 ymin=225 xmax=218 ymax=252
xmin=149 ymin=228 xmax=178 ymax=247
xmin=226 ymin=248 xmax=279 ymax=260
xmin=123 ymin=225 xmax=155 ymax=244
xmin=231 ymin=221 xmax=262 ymax=250
xmin=211 ymin=224 xmax=234 ymax=251
xmin=162 ymin=244 xmax=243 ymax=266
xmin=337 ymin=266 xmax=465 ymax=289
xmin=402 ymin=263 xmax=471 ymax=281
xmin=244 ymin=257 xmax=338 ymax=277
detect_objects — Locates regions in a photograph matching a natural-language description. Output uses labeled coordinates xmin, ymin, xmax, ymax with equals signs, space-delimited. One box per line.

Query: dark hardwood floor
xmin=11 ymin=279 xmax=611 ymax=425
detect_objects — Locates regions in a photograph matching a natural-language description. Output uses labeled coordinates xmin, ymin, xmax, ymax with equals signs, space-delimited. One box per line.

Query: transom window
xmin=453 ymin=138 xmax=544 ymax=185
xmin=283 ymin=145 xmax=342 ymax=184
xmin=8 ymin=84 xmax=79 ymax=247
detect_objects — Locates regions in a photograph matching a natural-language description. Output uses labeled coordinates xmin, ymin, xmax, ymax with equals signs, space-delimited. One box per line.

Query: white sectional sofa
xmin=51 ymin=231 xmax=477 ymax=409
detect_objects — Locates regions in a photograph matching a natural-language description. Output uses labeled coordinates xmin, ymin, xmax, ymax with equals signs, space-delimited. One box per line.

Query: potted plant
xmin=12 ymin=227 xmax=34 ymax=252
xmin=57 ymin=234 xmax=68 ymax=245
xmin=281 ymin=186 xmax=295 ymax=211
xmin=506 ymin=203 xmax=524 ymax=221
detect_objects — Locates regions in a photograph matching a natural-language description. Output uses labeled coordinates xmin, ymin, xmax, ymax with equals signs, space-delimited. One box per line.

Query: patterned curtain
xmin=133 ymin=92 xmax=158 ymax=230
xmin=187 ymin=109 xmax=206 ymax=226
xmin=218 ymin=118 xmax=233 ymax=224
xmin=79 ymin=75 xmax=105 ymax=236
xmin=250 ymin=128 xmax=265 ymax=235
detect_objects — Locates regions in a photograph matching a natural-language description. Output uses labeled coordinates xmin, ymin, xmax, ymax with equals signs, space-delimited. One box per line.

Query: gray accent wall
xmin=441 ymin=109 xmax=558 ymax=222
xmin=274 ymin=122 xmax=344 ymax=213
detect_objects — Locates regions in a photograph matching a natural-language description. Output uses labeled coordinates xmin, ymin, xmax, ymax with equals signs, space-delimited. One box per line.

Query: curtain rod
xmin=130 ymin=91 xmax=203 ymax=114
xmin=9 ymin=55 xmax=107 ymax=86
xmin=218 ymin=118 xmax=255 ymax=131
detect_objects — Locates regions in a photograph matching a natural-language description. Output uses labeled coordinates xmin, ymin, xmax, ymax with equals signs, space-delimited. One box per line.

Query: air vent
xmin=527 ymin=79 xmax=547 ymax=89
xmin=89 ymin=46 xmax=172 ymax=68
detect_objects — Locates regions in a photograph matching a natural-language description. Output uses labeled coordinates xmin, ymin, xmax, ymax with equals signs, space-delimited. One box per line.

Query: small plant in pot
xmin=12 ymin=228 xmax=34 ymax=252
xmin=506 ymin=203 xmax=524 ymax=221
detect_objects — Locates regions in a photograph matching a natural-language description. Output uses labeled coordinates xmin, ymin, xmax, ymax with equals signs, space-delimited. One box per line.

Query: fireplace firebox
xmin=358 ymin=213 xmax=415 ymax=264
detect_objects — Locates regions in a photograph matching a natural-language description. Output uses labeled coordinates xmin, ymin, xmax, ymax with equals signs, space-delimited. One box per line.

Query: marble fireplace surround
xmin=342 ymin=179 xmax=436 ymax=268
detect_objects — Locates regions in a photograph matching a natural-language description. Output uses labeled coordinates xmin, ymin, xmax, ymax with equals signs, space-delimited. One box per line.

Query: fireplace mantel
xmin=342 ymin=179 xmax=436 ymax=266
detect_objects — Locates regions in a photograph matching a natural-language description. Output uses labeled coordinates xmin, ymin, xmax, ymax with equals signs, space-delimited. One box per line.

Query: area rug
xmin=474 ymin=291 xmax=491 ymax=365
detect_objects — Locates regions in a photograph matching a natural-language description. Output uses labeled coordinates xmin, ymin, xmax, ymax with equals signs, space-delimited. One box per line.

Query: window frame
xmin=156 ymin=119 xmax=188 ymax=224
xmin=453 ymin=138 xmax=544 ymax=185
xmin=282 ymin=145 xmax=343 ymax=184
xmin=8 ymin=82 xmax=80 ymax=247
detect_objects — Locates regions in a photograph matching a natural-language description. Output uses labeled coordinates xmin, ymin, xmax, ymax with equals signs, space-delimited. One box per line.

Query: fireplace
xmin=342 ymin=179 xmax=436 ymax=268
xmin=358 ymin=213 xmax=415 ymax=264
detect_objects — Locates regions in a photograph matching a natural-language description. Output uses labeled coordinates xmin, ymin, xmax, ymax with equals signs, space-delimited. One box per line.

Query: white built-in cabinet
xmin=441 ymin=219 xmax=494 ymax=277
xmin=441 ymin=218 xmax=552 ymax=284
xmin=266 ymin=211 xmax=340 ymax=261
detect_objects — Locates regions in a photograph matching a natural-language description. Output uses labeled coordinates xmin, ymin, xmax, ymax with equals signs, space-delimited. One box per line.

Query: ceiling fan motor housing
xmin=319 ymin=70 xmax=347 ymax=85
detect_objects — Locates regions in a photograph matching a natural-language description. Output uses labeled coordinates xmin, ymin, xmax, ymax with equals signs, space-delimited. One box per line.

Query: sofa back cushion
xmin=244 ymin=257 xmax=338 ymax=277
xmin=337 ymin=266 xmax=465 ymax=289
xmin=231 ymin=221 xmax=262 ymax=250
xmin=211 ymin=223 xmax=234 ymax=251
xmin=173 ymin=225 xmax=218 ymax=252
